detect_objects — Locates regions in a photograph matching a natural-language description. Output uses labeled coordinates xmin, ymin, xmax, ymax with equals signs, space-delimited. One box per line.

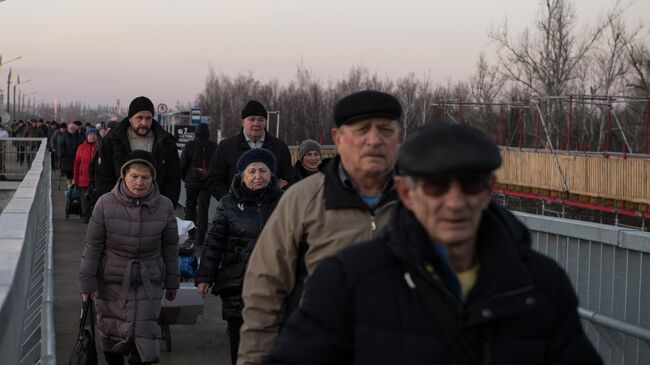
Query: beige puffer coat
xmin=79 ymin=179 xmax=179 ymax=362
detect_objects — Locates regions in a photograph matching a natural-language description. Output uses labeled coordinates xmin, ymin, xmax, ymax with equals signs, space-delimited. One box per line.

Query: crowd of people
xmin=4 ymin=91 xmax=602 ymax=364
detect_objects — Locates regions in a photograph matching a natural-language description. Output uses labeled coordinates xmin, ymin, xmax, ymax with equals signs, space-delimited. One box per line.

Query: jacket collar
xmin=236 ymin=128 xmax=276 ymax=150
xmin=322 ymin=156 xmax=396 ymax=211
xmin=229 ymin=174 xmax=282 ymax=203
xmin=384 ymin=202 xmax=538 ymax=325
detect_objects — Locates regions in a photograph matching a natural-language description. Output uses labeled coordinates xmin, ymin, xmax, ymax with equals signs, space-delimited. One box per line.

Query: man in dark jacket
xmin=93 ymin=96 xmax=181 ymax=207
xmin=206 ymin=100 xmax=294 ymax=201
xmin=59 ymin=123 xmax=84 ymax=187
xmin=266 ymin=122 xmax=602 ymax=365
xmin=180 ymin=123 xmax=217 ymax=244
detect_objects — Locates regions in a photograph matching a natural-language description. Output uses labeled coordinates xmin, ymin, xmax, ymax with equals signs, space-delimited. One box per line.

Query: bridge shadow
xmin=50 ymin=172 xmax=230 ymax=364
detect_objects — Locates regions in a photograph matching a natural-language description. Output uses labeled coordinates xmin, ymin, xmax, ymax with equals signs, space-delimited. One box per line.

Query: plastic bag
xmin=176 ymin=217 xmax=196 ymax=245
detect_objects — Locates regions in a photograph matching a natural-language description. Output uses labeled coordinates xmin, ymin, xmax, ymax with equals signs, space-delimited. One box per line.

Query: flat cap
xmin=399 ymin=122 xmax=501 ymax=177
xmin=334 ymin=90 xmax=402 ymax=127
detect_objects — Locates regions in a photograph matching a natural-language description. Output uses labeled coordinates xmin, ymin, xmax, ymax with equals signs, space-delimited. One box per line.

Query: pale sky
xmin=1 ymin=0 xmax=648 ymax=109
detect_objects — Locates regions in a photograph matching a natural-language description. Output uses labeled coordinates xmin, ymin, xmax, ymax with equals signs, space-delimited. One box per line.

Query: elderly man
xmin=264 ymin=122 xmax=602 ymax=365
xmin=206 ymin=100 xmax=294 ymax=200
xmin=93 ymin=96 xmax=181 ymax=207
xmin=236 ymin=90 xmax=403 ymax=365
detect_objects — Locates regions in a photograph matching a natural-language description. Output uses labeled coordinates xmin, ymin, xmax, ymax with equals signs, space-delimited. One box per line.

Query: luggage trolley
xmin=159 ymin=241 xmax=203 ymax=352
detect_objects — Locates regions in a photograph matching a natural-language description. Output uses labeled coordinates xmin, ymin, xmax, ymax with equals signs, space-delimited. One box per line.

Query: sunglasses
xmin=413 ymin=174 xmax=491 ymax=197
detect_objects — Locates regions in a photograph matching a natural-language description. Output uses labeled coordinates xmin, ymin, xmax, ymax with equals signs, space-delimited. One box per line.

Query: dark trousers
xmin=79 ymin=187 xmax=91 ymax=223
xmin=184 ymin=188 xmax=210 ymax=244
xmin=227 ymin=318 xmax=243 ymax=365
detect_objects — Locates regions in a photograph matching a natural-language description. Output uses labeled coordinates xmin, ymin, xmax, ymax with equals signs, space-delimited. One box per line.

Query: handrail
xmin=578 ymin=308 xmax=650 ymax=342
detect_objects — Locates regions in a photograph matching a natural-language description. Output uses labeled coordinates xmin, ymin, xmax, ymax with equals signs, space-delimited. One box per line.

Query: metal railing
xmin=0 ymin=138 xmax=55 ymax=364
xmin=515 ymin=212 xmax=650 ymax=365
xmin=0 ymin=137 xmax=45 ymax=180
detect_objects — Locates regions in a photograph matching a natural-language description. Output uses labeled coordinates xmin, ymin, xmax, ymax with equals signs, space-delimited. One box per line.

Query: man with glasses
xmin=264 ymin=122 xmax=601 ymax=365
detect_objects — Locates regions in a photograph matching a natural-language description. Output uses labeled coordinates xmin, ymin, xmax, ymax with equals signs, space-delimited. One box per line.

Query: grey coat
xmin=79 ymin=179 xmax=179 ymax=362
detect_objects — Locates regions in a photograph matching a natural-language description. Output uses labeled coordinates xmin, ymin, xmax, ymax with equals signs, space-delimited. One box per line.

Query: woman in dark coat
xmin=293 ymin=139 xmax=323 ymax=181
xmin=79 ymin=150 xmax=179 ymax=365
xmin=195 ymin=148 xmax=283 ymax=365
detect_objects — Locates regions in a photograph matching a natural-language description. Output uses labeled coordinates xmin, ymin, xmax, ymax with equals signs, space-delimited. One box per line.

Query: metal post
xmin=606 ymin=99 xmax=612 ymax=152
xmin=534 ymin=101 xmax=570 ymax=193
xmin=519 ymin=108 xmax=524 ymax=149
xmin=610 ymin=107 xmax=633 ymax=154
xmin=566 ymin=96 xmax=573 ymax=151
xmin=6 ymin=68 xmax=11 ymax=112
xmin=13 ymin=83 xmax=17 ymax=120
xmin=499 ymin=106 xmax=504 ymax=145
xmin=645 ymin=101 xmax=649 ymax=154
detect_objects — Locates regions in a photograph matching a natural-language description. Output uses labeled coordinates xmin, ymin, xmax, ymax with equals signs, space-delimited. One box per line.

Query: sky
xmin=0 ymin=0 xmax=648 ymax=110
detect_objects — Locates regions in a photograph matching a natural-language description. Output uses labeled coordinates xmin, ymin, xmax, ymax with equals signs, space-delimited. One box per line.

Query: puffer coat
xmin=195 ymin=175 xmax=282 ymax=320
xmin=79 ymin=179 xmax=179 ymax=362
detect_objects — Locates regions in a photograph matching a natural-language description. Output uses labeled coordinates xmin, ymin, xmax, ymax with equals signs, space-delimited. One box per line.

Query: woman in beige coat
xmin=80 ymin=150 xmax=179 ymax=365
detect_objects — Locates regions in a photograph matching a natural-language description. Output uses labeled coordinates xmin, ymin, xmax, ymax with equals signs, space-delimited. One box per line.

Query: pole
xmin=535 ymin=101 xmax=540 ymax=150
xmin=534 ymin=101 xmax=570 ymax=193
xmin=6 ymin=68 xmax=11 ymax=112
xmin=606 ymin=99 xmax=612 ymax=152
xmin=566 ymin=96 xmax=573 ymax=151
xmin=644 ymin=101 xmax=650 ymax=154
xmin=13 ymin=83 xmax=17 ymax=120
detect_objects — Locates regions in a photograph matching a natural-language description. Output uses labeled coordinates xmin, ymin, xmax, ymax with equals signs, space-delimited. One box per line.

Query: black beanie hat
xmin=241 ymin=100 xmax=268 ymax=119
xmin=128 ymin=96 xmax=155 ymax=119
xmin=120 ymin=150 xmax=157 ymax=179
xmin=236 ymin=148 xmax=277 ymax=174
xmin=334 ymin=90 xmax=402 ymax=127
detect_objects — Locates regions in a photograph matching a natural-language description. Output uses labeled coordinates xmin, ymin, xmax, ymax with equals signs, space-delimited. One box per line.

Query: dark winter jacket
xmin=59 ymin=131 xmax=84 ymax=172
xmin=180 ymin=124 xmax=217 ymax=190
xmin=206 ymin=129 xmax=294 ymax=200
xmin=195 ymin=175 xmax=283 ymax=320
xmin=50 ymin=129 xmax=66 ymax=155
xmin=266 ymin=202 xmax=603 ymax=365
xmin=79 ymin=180 xmax=179 ymax=363
xmin=93 ymin=117 xmax=181 ymax=207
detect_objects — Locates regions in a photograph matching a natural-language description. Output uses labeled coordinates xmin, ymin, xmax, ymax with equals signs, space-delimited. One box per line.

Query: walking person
xmin=206 ymin=100 xmax=294 ymax=201
xmin=50 ymin=123 xmax=67 ymax=170
xmin=265 ymin=122 xmax=602 ymax=365
xmin=59 ymin=123 xmax=84 ymax=187
xmin=195 ymin=148 xmax=283 ymax=365
xmin=73 ymin=128 xmax=98 ymax=223
xmin=94 ymin=96 xmax=181 ymax=207
xmin=79 ymin=150 xmax=180 ymax=365
xmin=180 ymin=123 xmax=217 ymax=244
xmin=237 ymin=90 xmax=402 ymax=365
xmin=293 ymin=139 xmax=323 ymax=181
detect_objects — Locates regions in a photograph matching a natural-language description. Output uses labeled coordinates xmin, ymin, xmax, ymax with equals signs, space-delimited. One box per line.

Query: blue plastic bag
xmin=64 ymin=186 xmax=81 ymax=201
xmin=179 ymin=254 xmax=198 ymax=279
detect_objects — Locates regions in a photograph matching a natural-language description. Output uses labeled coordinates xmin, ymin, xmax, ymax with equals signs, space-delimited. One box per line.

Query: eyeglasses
xmin=413 ymin=174 xmax=491 ymax=197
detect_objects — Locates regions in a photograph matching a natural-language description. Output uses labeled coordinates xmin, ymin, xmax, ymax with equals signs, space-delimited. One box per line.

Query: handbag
xmin=68 ymin=298 xmax=98 ymax=365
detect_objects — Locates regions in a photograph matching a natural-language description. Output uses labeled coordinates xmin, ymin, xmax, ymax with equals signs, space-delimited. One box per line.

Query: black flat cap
xmin=334 ymin=90 xmax=402 ymax=127
xmin=399 ymin=122 xmax=501 ymax=177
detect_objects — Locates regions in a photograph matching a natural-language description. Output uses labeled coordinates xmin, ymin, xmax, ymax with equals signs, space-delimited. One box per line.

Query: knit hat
xmin=67 ymin=123 xmax=79 ymax=133
xmin=195 ymin=123 xmax=209 ymax=138
xmin=120 ymin=150 xmax=157 ymax=179
xmin=236 ymin=148 xmax=277 ymax=174
xmin=128 ymin=96 xmax=155 ymax=119
xmin=59 ymin=122 xmax=67 ymax=129
xmin=334 ymin=90 xmax=402 ymax=127
xmin=241 ymin=100 xmax=267 ymax=119
xmin=298 ymin=139 xmax=322 ymax=161
xmin=86 ymin=128 xmax=98 ymax=136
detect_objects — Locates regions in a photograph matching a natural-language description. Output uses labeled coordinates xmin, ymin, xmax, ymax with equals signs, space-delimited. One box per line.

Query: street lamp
xmin=13 ymin=76 xmax=31 ymax=120
xmin=0 ymin=55 xmax=23 ymax=114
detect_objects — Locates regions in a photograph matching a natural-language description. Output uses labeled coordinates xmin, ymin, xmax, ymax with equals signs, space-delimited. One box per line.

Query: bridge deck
xmin=51 ymin=173 xmax=230 ymax=364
